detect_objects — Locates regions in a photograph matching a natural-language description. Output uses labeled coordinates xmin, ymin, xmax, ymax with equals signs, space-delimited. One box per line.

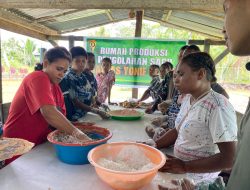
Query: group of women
xmin=1 ymin=1 xmax=250 ymax=189
xmin=1 ymin=46 xmax=115 ymax=165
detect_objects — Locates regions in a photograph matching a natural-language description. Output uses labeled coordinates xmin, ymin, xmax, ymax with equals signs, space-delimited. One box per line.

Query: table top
xmin=0 ymin=107 xmax=184 ymax=190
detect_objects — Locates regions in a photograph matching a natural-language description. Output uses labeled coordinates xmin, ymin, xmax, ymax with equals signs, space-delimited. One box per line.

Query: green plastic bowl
xmin=109 ymin=110 xmax=144 ymax=121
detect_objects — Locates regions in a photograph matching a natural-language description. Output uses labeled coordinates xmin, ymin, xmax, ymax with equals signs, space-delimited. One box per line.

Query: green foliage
xmin=90 ymin=21 xmax=206 ymax=40
xmin=1 ymin=38 xmax=24 ymax=68
xmin=94 ymin=26 xmax=111 ymax=37
xmin=1 ymin=38 xmax=39 ymax=72
xmin=24 ymin=39 xmax=37 ymax=66
xmin=216 ymin=55 xmax=250 ymax=84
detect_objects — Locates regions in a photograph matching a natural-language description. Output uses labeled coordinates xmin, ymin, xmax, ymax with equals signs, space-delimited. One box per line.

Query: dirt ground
xmin=2 ymin=79 xmax=249 ymax=114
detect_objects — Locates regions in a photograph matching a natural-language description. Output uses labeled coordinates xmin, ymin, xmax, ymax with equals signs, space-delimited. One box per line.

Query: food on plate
xmin=109 ymin=109 xmax=142 ymax=117
xmin=138 ymin=102 xmax=152 ymax=109
xmin=119 ymin=101 xmax=152 ymax=109
xmin=0 ymin=138 xmax=34 ymax=161
xmin=119 ymin=101 xmax=138 ymax=108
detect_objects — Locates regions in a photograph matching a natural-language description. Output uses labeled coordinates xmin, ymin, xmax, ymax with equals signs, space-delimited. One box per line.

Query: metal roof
xmin=0 ymin=1 xmax=225 ymax=40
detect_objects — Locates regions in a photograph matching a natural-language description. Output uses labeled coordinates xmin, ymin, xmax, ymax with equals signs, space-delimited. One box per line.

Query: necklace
xmin=176 ymin=89 xmax=211 ymax=131
xmin=190 ymin=89 xmax=212 ymax=105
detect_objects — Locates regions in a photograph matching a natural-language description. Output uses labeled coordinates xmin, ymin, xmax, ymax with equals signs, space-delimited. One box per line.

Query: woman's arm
xmin=73 ymin=98 xmax=91 ymax=112
xmin=138 ymin=89 xmax=150 ymax=102
xmin=40 ymin=105 xmax=90 ymax=140
xmin=73 ymin=98 xmax=110 ymax=119
xmin=160 ymin=141 xmax=236 ymax=173
xmin=185 ymin=141 xmax=236 ymax=173
xmin=155 ymin=128 xmax=178 ymax=149
xmin=108 ymin=83 xmax=113 ymax=104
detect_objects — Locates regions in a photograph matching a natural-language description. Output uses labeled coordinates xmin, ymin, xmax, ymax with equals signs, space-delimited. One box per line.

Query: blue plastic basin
xmin=47 ymin=125 xmax=112 ymax=165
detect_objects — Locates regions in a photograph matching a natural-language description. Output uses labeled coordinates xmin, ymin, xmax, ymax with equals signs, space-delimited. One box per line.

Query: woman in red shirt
xmin=3 ymin=47 xmax=90 ymax=159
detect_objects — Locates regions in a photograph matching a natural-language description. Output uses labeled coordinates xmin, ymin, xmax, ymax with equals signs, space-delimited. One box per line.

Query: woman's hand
xmin=108 ymin=102 xmax=118 ymax=106
xmin=159 ymin=158 xmax=187 ymax=174
xmin=98 ymin=110 xmax=111 ymax=120
xmin=145 ymin=106 xmax=154 ymax=114
xmin=158 ymin=102 xmax=168 ymax=114
xmin=158 ymin=100 xmax=172 ymax=114
xmin=100 ymin=103 xmax=111 ymax=112
xmin=151 ymin=117 xmax=163 ymax=126
xmin=90 ymin=108 xmax=111 ymax=120
xmin=72 ymin=128 xmax=92 ymax=141
xmin=136 ymin=139 xmax=157 ymax=148
xmin=72 ymin=121 xmax=95 ymax=126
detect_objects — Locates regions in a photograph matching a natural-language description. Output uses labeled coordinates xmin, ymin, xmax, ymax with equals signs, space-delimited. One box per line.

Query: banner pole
xmin=132 ymin=10 xmax=143 ymax=99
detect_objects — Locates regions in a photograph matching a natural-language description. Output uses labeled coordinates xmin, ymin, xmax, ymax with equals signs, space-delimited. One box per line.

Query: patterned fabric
xmin=162 ymin=93 xmax=182 ymax=128
xmin=83 ymin=70 xmax=98 ymax=97
xmin=148 ymin=75 xmax=161 ymax=101
xmin=60 ymin=68 xmax=94 ymax=121
xmin=150 ymin=93 xmax=183 ymax=141
xmin=152 ymin=73 xmax=172 ymax=111
xmin=174 ymin=90 xmax=237 ymax=182
xmin=0 ymin=121 xmax=2 ymax=136
xmin=96 ymin=70 xmax=115 ymax=103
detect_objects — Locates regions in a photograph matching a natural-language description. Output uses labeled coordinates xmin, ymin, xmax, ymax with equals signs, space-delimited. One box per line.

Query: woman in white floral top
xmin=155 ymin=52 xmax=237 ymax=183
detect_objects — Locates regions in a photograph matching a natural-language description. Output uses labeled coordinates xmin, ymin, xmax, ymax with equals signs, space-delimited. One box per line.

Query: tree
xmin=94 ymin=26 xmax=110 ymax=37
xmin=24 ymin=39 xmax=37 ymax=66
xmin=1 ymin=38 xmax=24 ymax=68
xmin=1 ymin=38 xmax=39 ymax=69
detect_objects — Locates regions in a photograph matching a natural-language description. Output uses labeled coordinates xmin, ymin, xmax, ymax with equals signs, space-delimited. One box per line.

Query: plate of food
xmin=119 ymin=101 xmax=138 ymax=108
xmin=0 ymin=137 xmax=34 ymax=161
xmin=108 ymin=109 xmax=144 ymax=121
xmin=119 ymin=101 xmax=152 ymax=109
xmin=137 ymin=102 xmax=152 ymax=109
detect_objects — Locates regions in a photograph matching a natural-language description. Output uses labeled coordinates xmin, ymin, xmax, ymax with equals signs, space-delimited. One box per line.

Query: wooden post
xmin=214 ymin=48 xmax=229 ymax=64
xmin=69 ymin=35 xmax=75 ymax=50
xmin=0 ymin=30 xmax=3 ymax=122
xmin=39 ymin=48 xmax=46 ymax=63
xmin=188 ymin=40 xmax=225 ymax=46
xmin=204 ymin=39 xmax=211 ymax=53
xmin=132 ymin=10 xmax=143 ymax=99
xmin=47 ymin=39 xmax=59 ymax=47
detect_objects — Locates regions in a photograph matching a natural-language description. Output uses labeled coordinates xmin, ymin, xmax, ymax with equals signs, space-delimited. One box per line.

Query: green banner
xmin=86 ymin=37 xmax=186 ymax=87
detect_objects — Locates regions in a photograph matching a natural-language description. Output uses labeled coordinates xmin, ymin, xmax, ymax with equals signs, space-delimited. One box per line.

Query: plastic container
xmin=109 ymin=110 xmax=144 ymax=121
xmin=88 ymin=142 xmax=166 ymax=190
xmin=47 ymin=124 xmax=112 ymax=165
